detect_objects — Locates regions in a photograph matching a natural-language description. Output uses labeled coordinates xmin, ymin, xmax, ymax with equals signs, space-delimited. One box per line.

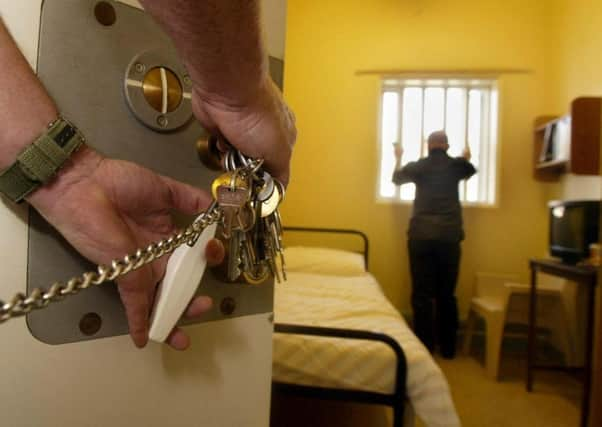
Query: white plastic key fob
xmin=149 ymin=222 xmax=218 ymax=343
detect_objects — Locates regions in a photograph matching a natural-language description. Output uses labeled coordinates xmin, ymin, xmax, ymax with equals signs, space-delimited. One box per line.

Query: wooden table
xmin=528 ymin=259 xmax=597 ymax=427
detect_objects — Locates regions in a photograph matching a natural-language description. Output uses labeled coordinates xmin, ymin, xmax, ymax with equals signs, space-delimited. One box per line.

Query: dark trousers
xmin=408 ymin=239 xmax=461 ymax=357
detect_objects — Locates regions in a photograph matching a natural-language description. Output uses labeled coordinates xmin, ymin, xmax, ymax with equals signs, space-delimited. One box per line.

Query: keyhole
xmin=142 ymin=67 xmax=183 ymax=114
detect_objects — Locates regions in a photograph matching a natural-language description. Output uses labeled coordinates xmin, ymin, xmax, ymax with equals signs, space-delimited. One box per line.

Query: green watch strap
xmin=0 ymin=118 xmax=85 ymax=203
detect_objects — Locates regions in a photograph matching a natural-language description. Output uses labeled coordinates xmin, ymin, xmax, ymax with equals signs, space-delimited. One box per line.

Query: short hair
xmin=427 ymin=131 xmax=448 ymax=146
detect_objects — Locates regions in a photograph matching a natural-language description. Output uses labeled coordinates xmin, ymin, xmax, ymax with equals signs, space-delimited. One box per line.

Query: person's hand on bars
xmin=28 ymin=146 xmax=226 ymax=350
xmin=462 ymin=147 xmax=472 ymax=161
xmin=393 ymin=143 xmax=403 ymax=161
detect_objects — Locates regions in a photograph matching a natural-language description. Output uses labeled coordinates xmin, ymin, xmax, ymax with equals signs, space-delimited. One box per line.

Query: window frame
xmin=375 ymin=76 xmax=501 ymax=208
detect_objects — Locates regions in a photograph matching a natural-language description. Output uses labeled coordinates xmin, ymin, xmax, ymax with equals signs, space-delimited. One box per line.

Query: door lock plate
xmin=28 ymin=0 xmax=275 ymax=345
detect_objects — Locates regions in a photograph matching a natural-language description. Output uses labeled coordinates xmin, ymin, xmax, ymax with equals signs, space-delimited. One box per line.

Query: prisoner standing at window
xmin=392 ymin=131 xmax=476 ymax=358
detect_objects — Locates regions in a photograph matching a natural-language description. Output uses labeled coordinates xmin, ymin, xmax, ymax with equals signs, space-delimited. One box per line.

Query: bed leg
xmin=393 ymin=403 xmax=404 ymax=427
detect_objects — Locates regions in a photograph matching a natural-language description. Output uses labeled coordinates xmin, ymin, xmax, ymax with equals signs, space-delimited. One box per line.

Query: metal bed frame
xmin=272 ymin=227 xmax=408 ymax=427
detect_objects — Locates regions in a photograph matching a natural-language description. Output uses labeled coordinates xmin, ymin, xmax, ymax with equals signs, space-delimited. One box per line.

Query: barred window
xmin=377 ymin=78 xmax=499 ymax=205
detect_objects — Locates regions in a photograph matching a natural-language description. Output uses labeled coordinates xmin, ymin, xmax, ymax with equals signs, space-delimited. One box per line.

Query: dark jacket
xmin=392 ymin=149 xmax=477 ymax=241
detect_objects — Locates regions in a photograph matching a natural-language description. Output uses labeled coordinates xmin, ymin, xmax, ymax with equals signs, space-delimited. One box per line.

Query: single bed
xmin=272 ymin=227 xmax=460 ymax=427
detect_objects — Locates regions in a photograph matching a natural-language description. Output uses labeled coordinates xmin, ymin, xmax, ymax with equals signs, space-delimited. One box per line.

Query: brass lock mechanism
xmin=124 ymin=51 xmax=193 ymax=132
xmin=142 ymin=67 xmax=183 ymax=114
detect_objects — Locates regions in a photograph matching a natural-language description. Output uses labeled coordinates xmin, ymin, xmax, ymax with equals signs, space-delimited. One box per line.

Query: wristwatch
xmin=0 ymin=117 xmax=85 ymax=203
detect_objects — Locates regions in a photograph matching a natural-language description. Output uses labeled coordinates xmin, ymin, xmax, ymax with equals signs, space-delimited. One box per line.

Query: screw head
xmin=183 ymin=75 xmax=192 ymax=87
xmin=220 ymin=297 xmax=236 ymax=316
xmin=79 ymin=312 xmax=102 ymax=336
xmin=157 ymin=115 xmax=168 ymax=127
xmin=134 ymin=62 xmax=146 ymax=74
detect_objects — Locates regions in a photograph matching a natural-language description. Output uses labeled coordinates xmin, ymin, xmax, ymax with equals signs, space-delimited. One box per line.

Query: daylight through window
xmin=378 ymin=78 xmax=499 ymax=205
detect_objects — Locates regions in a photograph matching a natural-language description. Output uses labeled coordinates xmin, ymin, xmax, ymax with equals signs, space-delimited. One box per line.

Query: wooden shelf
xmin=534 ymin=98 xmax=601 ymax=181
xmin=570 ymin=97 xmax=601 ymax=175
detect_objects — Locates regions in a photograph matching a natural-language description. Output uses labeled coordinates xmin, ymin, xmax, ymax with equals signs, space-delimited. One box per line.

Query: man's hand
xmin=193 ymin=77 xmax=296 ymax=186
xmin=462 ymin=147 xmax=472 ymax=161
xmin=393 ymin=143 xmax=403 ymax=161
xmin=28 ymin=146 xmax=225 ymax=350
xmin=139 ymin=0 xmax=297 ymax=186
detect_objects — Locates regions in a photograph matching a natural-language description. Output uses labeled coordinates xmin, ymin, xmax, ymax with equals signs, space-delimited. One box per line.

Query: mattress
xmin=273 ymin=256 xmax=461 ymax=427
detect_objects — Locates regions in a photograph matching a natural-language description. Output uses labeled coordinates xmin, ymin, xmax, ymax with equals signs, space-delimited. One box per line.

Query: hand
xmin=28 ymin=146 xmax=225 ymax=350
xmin=393 ymin=143 xmax=403 ymax=161
xmin=192 ymin=76 xmax=296 ymax=186
xmin=462 ymin=147 xmax=472 ymax=161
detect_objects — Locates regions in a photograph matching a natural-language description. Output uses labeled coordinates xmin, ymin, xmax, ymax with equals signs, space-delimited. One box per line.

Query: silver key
xmin=262 ymin=217 xmax=280 ymax=283
xmin=227 ymin=230 xmax=243 ymax=281
xmin=241 ymin=230 xmax=270 ymax=285
xmin=263 ymin=211 xmax=286 ymax=282
xmin=257 ymin=171 xmax=275 ymax=203
xmin=272 ymin=210 xmax=287 ymax=281
xmin=239 ymin=231 xmax=256 ymax=273
xmin=260 ymin=184 xmax=281 ymax=218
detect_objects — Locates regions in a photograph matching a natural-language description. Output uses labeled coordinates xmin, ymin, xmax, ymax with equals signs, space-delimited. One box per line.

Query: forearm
xmin=392 ymin=162 xmax=416 ymax=185
xmin=0 ymin=20 xmax=59 ymax=170
xmin=140 ymin=0 xmax=266 ymax=108
xmin=0 ymin=20 xmax=101 ymax=211
xmin=392 ymin=169 xmax=410 ymax=185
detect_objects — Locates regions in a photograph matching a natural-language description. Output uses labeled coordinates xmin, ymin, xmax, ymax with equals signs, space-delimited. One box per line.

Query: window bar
xmin=396 ymin=87 xmax=404 ymax=200
xmin=420 ymin=87 xmax=426 ymax=157
xmin=462 ymin=87 xmax=470 ymax=202
xmin=442 ymin=86 xmax=448 ymax=131
xmin=480 ymin=89 xmax=490 ymax=203
xmin=488 ymin=87 xmax=497 ymax=204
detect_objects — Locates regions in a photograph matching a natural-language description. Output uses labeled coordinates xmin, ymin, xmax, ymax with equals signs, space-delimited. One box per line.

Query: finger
xmin=116 ymin=267 xmax=154 ymax=348
xmin=267 ymin=150 xmax=291 ymax=188
xmin=206 ymin=238 xmax=225 ymax=266
xmin=166 ymin=328 xmax=191 ymax=351
xmin=186 ymin=295 xmax=213 ymax=318
xmin=160 ymin=175 xmax=213 ymax=215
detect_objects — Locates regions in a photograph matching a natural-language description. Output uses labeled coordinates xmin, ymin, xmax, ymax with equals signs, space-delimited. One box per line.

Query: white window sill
xmin=375 ymin=197 xmax=498 ymax=209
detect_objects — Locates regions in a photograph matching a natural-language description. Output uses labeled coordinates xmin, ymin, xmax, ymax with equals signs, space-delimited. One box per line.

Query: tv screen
xmin=549 ymin=200 xmax=600 ymax=264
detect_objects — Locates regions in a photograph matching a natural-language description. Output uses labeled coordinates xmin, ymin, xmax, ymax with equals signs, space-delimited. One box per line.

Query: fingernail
xmin=199 ymin=296 xmax=213 ymax=310
xmin=134 ymin=329 xmax=149 ymax=349
xmin=186 ymin=296 xmax=213 ymax=317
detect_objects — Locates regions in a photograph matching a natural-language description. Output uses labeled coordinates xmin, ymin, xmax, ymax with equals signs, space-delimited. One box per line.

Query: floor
xmin=430 ymin=352 xmax=581 ymax=427
xmin=271 ymin=339 xmax=582 ymax=427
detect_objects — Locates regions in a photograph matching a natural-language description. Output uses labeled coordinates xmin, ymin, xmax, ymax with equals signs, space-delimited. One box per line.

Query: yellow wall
xmin=282 ymin=0 xmax=552 ymax=317
xmin=547 ymin=0 xmax=602 ymax=201
xmin=547 ymin=2 xmax=602 ymax=423
xmin=550 ymin=0 xmax=602 ymax=111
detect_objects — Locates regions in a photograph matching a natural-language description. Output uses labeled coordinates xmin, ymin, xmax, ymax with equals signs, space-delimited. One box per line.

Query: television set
xmin=549 ymin=200 xmax=600 ymax=264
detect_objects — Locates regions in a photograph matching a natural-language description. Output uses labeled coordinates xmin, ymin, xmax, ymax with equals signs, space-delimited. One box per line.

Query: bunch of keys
xmin=148 ymin=146 xmax=286 ymax=341
xmin=214 ymin=148 xmax=286 ymax=285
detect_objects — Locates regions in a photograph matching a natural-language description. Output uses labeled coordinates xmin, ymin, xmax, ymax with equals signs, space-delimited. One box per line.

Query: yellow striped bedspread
xmin=273 ymin=271 xmax=461 ymax=427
